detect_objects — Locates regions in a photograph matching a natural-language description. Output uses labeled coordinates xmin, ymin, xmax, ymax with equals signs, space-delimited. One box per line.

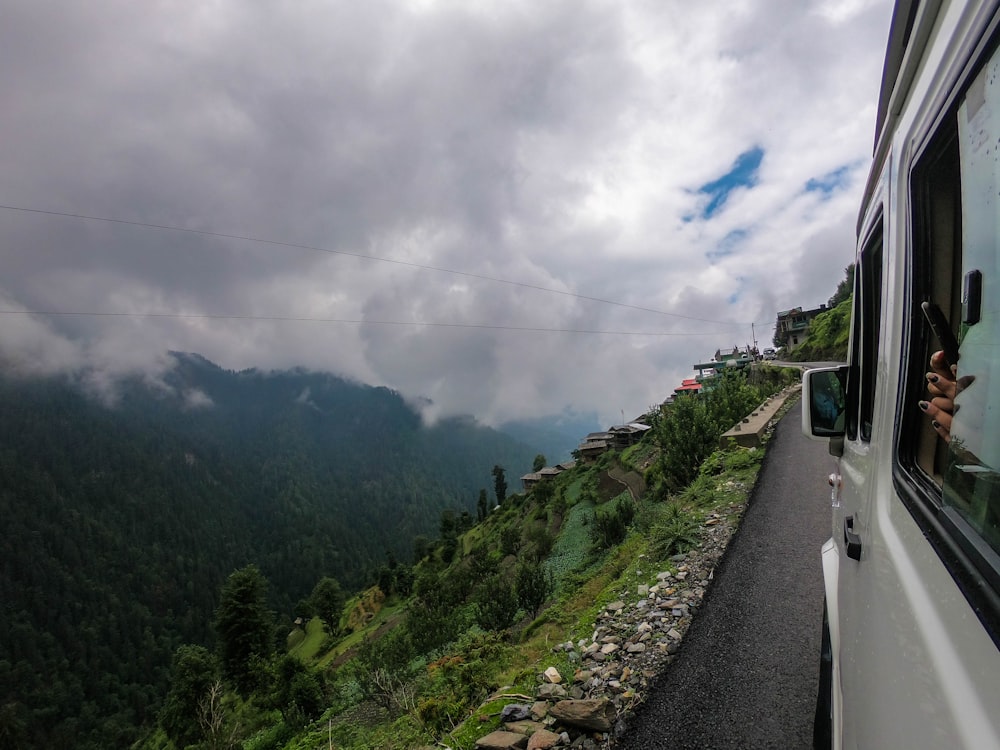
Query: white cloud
xmin=183 ymin=389 xmax=214 ymax=410
xmin=0 ymin=0 xmax=895 ymax=426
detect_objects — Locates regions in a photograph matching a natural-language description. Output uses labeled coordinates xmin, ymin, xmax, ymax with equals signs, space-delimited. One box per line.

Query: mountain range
xmin=0 ymin=352 xmax=540 ymax=747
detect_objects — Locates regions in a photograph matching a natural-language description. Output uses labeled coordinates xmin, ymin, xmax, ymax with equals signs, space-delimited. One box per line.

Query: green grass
xmin=317 ymin=599 xmax=403 ymax=669
xmin=544 ymin=495 xmax=594 ymax=588
xmin=289 ymin=617 xmax=327 ymax=662
xmin=445 ymin=696 xmax=509 ymax=749
xmin=271 ymin=438 xmax=773 ymax=750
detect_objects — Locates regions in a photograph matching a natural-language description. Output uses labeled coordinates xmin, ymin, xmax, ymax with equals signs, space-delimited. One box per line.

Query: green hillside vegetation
xmin=787 ymin=296 xmax=852 ymax=361
xmin=0 ymin=355 xmax=536 ymax=749
xmin=139 ymin=366 xmax=799 ymax=750
xmin=786 ymin=264 xmax=853 ymax=362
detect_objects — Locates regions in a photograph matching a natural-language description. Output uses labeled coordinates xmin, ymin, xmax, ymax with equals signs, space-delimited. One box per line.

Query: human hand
xmin=920 ymin=350 xmax=974 ymax=442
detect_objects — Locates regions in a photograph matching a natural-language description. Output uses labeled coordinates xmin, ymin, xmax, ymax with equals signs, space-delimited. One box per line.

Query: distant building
xmin=675 ymin=378 xmax=703 ymax=396
xmin=577 ymin=431 xmax=612 ymax=463
xmin=775 ymin=305 xmax=827 ymax=351
xmin=608 ymin=423 xmax=652 ymax=449
xmin=520 ymin=459 xmax=577 ymax=490
xmin=714 ymin=346 xmax=745 ymax=362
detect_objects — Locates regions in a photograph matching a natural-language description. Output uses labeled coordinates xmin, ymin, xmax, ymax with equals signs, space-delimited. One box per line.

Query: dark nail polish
xmin=932 ymin=420 xmax=941 ymax=430
xmin=918 ymin=401 xmax=929 ymax=411
xmin=928 ymin=374 xmax=939 ymax=383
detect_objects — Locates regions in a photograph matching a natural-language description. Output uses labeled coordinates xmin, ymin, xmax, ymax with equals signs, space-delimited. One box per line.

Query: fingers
xmin=930 ymin=350 xmax=954 ymax=377
xmin=923 ymin=351 xmax=974 ymax=444
xmin=932 ymin=418 xmax=952 ymax=442
xmin=919 ymin=398 xmax=950 ymax=420
xmin=919 ymin=397 xmax=953 ymax=442
xmin=926 ymin=371 xmax=957 ymax=400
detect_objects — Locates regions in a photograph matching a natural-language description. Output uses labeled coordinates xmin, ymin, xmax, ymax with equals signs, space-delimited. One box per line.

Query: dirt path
xmin=607 ymin=466 xmax=646 ymax=501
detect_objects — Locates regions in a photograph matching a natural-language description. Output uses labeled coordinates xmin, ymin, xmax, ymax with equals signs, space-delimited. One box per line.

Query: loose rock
xmin=476 ymin=730 xmax=529 ymax=750
xmin=549 ymin=698 xmax=616 ymax=732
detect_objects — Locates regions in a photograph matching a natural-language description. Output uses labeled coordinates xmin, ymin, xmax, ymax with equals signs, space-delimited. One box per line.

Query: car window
xmin=942 ymin=55 xmax=1000 ymax=556
xmin=859 ymin=235 xmax=882 ymax=443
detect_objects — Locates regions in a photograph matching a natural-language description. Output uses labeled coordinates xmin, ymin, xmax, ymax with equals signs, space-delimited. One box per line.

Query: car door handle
xmin=844 ymin=515 xmax=862 ymax=561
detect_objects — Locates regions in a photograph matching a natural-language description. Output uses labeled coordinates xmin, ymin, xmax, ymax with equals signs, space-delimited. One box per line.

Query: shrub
xmin=417 ymin=696 xmax=465 ymax=736
xmin=514 ymin=559 xmax=555 ymax=618
xmin=551 ymin=489 xmax=568 ymax=518
xmin=532 ymin=479 xmax=555 ymax=505
xmin=407 ymin=598 xmax=470 ymax=655
xmin=707 ymin=369 xmax=764 ymax=433
xmin=652 ymin=370 xmax=764 ymax=490
xmin=699 ymin=446 xmax=762 ymax=478
xmin=653 ymin=395 xmax=717 ymax=490
xmin=351 ymin=628 xmax=415 ymax=706
xmin=677 ymin=473 xmax=723 ymax=507
xmin=474 ymin=574 xmax=519 ymax=632
xmin=648 ymin=503 xmax=702 ymax=560
xmin=524 ymin=524 xmax=555 ymax=561
xmin=590 ymin=495 xmax=635 ymax=550
xmin=499 ymin=525 xmax=521 ymax=556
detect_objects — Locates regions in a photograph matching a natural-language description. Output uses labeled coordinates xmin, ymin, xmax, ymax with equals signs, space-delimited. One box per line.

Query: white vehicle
xmin=802 ymin=1 xmax=1000 ymax=748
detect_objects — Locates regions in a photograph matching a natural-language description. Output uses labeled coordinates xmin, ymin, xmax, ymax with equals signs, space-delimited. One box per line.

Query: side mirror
xmin=802 ymin=366 xmax=849 ymax=442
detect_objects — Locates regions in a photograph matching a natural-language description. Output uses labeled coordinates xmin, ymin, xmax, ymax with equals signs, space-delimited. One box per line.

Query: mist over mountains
xmin=0 ymin=351 xmax=541 ymax=747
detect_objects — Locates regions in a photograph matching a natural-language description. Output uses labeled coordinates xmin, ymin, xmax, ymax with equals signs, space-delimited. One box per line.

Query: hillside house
xmin=675 ymin=378 xmax=703 ymax=397
xmin=577 ymin=431 xmax=612 ymax=463
xmin=520 ymin=460 xmax=577 ymax=490
xmin=608 ymin=423 xmax=652 ymax=449
xmin=775 ymin=305 xmax=827 ymax=351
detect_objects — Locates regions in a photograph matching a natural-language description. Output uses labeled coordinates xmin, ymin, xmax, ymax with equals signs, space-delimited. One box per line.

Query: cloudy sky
xmin=1 ymin=0 xmax=894 ymax=426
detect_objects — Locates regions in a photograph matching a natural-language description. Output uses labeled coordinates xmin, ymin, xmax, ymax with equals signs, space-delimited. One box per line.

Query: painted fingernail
xmin=932 ymin=420 xmax=942 ymax=429
xmin=927 ymin=374 xmax=939 ymax=383
xmin=918 ymin=401 xmax=929 ymax=411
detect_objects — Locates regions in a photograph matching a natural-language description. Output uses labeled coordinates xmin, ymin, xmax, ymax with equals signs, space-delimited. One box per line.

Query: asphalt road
xmin=617 ymin=399 xmax=834 ymax=750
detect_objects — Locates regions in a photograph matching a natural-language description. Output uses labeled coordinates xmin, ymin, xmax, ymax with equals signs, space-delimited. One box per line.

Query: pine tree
xmin=477 ymin=488 xmax=489 ymax=521
xmin=214 ymin=565 xmax=273 ymax=697
xmin=159 ymin=644 xmax=218 ymax=748
xmin=492 ymin=465 xmax=507 ymax=505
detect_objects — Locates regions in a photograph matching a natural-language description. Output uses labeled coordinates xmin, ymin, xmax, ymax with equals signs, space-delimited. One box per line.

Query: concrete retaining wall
xmin=719 ymin=384 xmax=801 ymax=449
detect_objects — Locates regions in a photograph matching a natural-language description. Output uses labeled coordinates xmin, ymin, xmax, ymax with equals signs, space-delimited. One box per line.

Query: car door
xmin=833 ymin=208 xmax=886 ymax=750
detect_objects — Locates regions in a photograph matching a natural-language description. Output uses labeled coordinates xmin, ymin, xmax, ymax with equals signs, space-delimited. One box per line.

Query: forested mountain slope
xmin=0 ymin=353 xmax=536 ymax=748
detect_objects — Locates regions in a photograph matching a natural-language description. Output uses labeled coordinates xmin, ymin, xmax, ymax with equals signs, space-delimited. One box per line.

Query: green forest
xmin=0 ymin=353 xmax=537 ymax=748
xmin=133 ymin=365 xmax=798 ymax=750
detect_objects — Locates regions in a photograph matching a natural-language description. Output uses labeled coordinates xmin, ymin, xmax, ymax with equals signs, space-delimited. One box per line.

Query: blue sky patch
xmin=708 ymin=229 xmax=747 ymax=262
xmin=805 ymin=165 xmax=851 ymax=197
xmin=727 ymin=276 xmax=748 ymax=305
xmin=697 ymin=146 xmax=764 ymax=219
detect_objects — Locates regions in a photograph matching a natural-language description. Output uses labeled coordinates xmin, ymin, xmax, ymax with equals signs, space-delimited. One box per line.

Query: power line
xmin=1 ymin=309 xmax=735 ymax=339
xmin=0 ymin=203 xmax=747 ymax=327
xmin=0 ymin=308 xmax=726 ymax=336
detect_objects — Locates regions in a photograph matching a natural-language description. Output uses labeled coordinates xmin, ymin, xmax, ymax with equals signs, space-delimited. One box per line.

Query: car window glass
xmin=943 ymin=52 xmax=1000 ymax=555
xmin=859 ymin=232 xmax=882 ymax=443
